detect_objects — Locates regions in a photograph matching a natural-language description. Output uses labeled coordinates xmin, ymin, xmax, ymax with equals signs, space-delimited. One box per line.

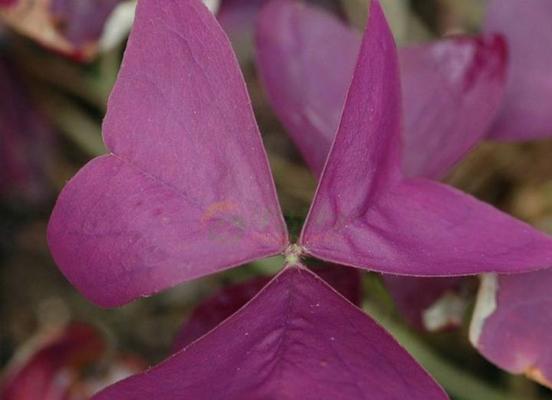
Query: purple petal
xmin=94 ymin=265 xmax=448 ymax=400
xmin=255 ymin=1 xmax=507 ymax=179
xmin=484 ymin=0 xmax=552 ymax=140
xmin=173 ymin=263 xmax=361 ymax=350
xmin=470 ymin=270 xmax=552 ymax=389
xmin=48 ymin=0 xmax=287 ymax=307
xmin=0 ymin=57 xmax=54 ymax=204
xmin=383 ymin=276 xmax=470 ymax=331
xmin=300 ymin=0 xmax=552 ymax=276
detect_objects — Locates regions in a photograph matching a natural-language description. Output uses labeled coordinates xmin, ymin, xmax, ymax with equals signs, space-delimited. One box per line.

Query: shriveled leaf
xmin=383 ymin=276 xmax=470 ymax=331
xmin=300 ymin=0 xmax=552 ymax=276
xmin=1 ymin=324 xmax=105 ymax=400
xmin=0 ymin=57 xmax=54 ymax=204
xmin=470 ymin=270 xmax=552 ymax=389
xmin=48 ymin=0 xmax=287 ymax=307
xmin=256 ymin=0 xmax=507 ymax=179
xmin=172 ymin=263 xmax=362 ymax=350
xmin=94 ymin=266 xmax=448 ymax=400
xmin=0 ymin=0 xmax=121 ymax=61
xmin=485 ymin=0 xmax=552 ymax=140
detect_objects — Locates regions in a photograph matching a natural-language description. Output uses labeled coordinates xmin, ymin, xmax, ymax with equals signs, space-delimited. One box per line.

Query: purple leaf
xmin=94 ymin=265 xmax=448 ymax=400
xmin=484 ymin=0 xmax=552 ymax=140
xmin=255 ymin=0 xmax=507 ymax=179
xmin=0 ymin=57 xmax=54 ymax=204
xmin=47 ymin=0 xmax=287 ymax=307
xmin=383 ymin=276 xmax=470 ymax=331
xmin=470 ymin=270 xmax=552 ymax=389
xmin=299 ymin=0 xmax=552 ymax=276
xmin=400 ymin=35 xmax=506 ymax=179
xmin=173 ymin=263 xmax=362 ymax=351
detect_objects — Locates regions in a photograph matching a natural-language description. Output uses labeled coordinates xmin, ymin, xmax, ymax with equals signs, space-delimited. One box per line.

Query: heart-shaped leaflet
xmin=93 ymin=266 xmax=449 ymax=400
xmin=48 ymin=0 xmax=288 ymax=307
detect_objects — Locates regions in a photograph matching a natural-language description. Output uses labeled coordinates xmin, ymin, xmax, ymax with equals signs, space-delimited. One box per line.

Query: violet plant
xmin=45 ymin=0 xmax=552 ymax=398
xmin=254 ymin=0 xmax=552 ymax=386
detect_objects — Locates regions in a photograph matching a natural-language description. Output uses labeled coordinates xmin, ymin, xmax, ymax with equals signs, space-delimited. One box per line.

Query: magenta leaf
xmin=299 ymin=0 xmax=552 ymax=276
xmin=400 ymin=36 xmax=506 ymax=179
xmin=47 ymin=0 xmax=287 ymax=307
xmin=470 ymin=270 xmax=552 ymax=389
xmin=173 ymin=263 xmax=361 ymax=350
xmin=255 ymin=0 xmax=507 ymax=179
xmin=484 ymin=0 xmax=552 ymax=140
xmin=94 ymin=266 xmax=448 ymax=400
